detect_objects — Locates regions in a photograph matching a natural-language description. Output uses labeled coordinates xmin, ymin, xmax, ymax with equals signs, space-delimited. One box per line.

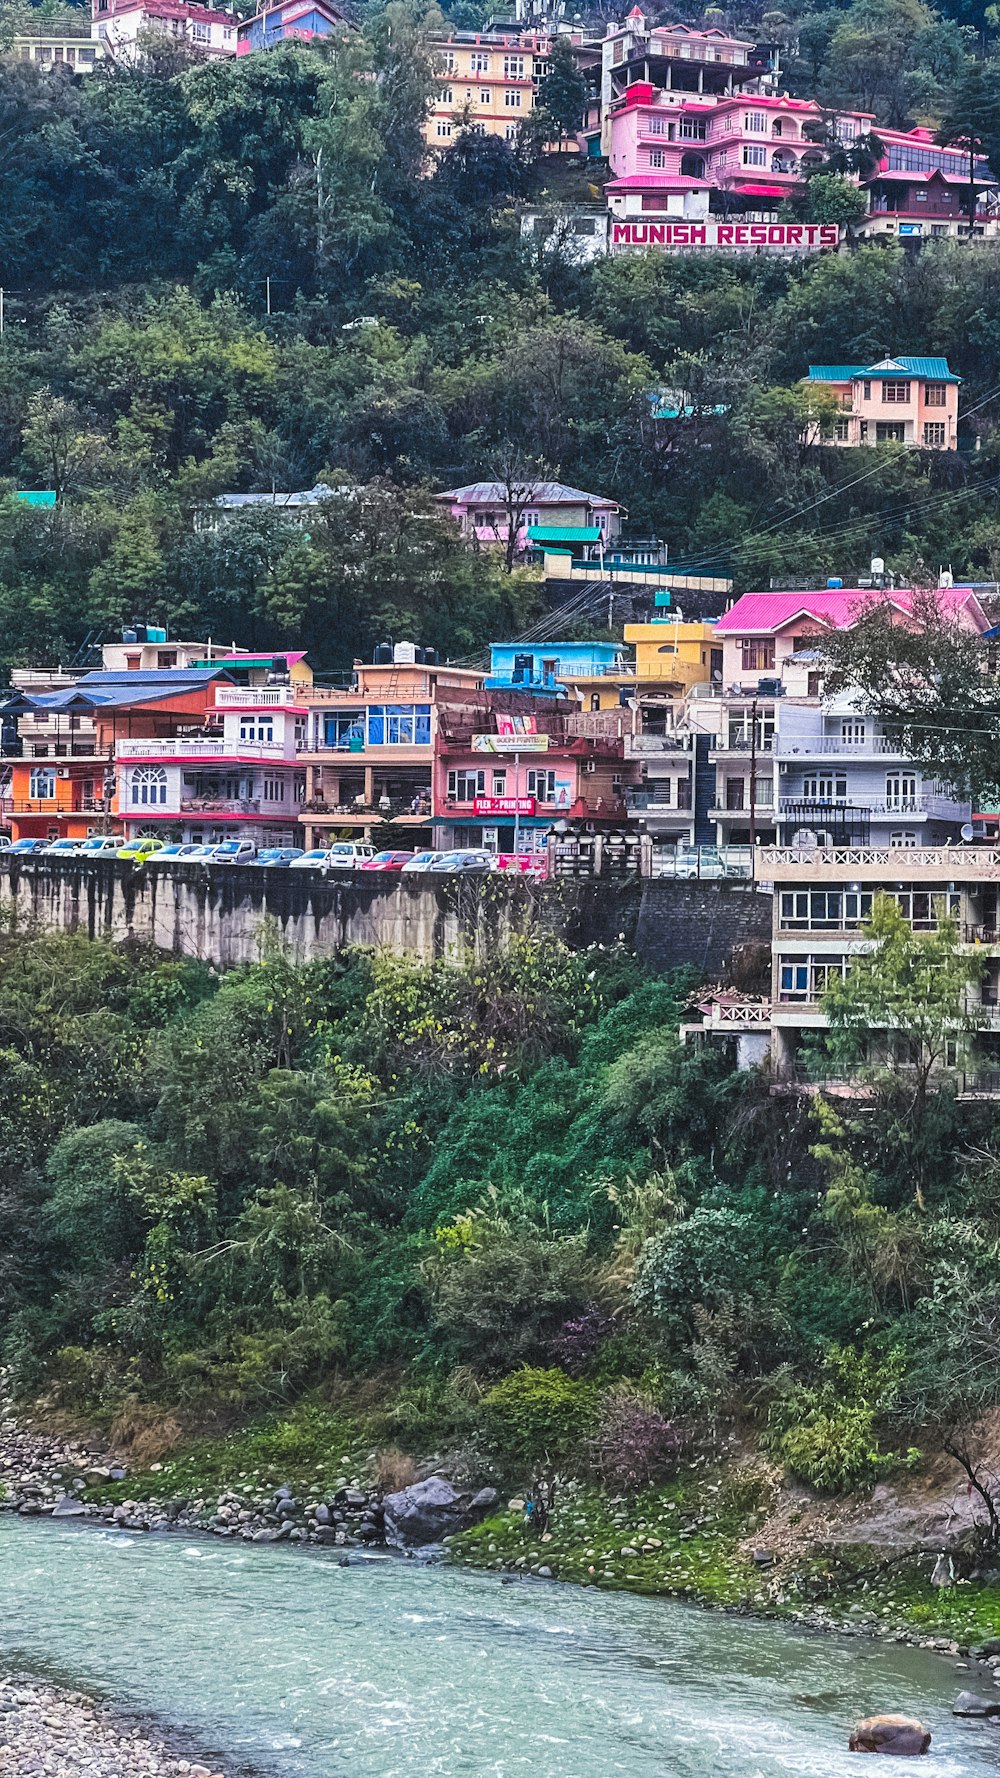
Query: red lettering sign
xmin=610 ymin=218 xmax=841 ymax=254
xmin=474 ymin=796 xmax=536 ymax=816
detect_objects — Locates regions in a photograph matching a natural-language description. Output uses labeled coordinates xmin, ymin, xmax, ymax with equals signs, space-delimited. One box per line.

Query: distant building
xmin=91 ymin=0 xmax=238 ymax=59
xmin=9 ymin=24 xmax=101 ymax=69
xmin=438 ymin=480 xmax=624 ymax=553
xmin=236 ymin=0 xmax=348 ymax=55
xmin=859 ymin=126 xmax=999 ymax=242
xmin=426 ymin=29 xmax=551 ymax=150
xmin=803 ymin=357 xmax=960 ymax=450
xmin=200 ymin=484 xmax=337 ymax=528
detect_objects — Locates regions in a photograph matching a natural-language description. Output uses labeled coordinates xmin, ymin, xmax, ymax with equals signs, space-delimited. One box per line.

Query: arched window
xmin=130 ymin=765 xmax=168 ymax=806
xmin=771 ymin=150 xmax=796 ymax=174
xmin=680 ymin=152 xmax=706 ymax=180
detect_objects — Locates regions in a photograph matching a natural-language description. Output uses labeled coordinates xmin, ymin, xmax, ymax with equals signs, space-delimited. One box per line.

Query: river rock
xmin=50 ymin=1496 xmax=87 ymax=1517
xmin=849 ymin=1715 xmax=931 ymax=1755
xmin=382 ymin=1477 xmax=464 ymax=1546
xmin=953 ymin=1692 xmax=1000 ymax=1717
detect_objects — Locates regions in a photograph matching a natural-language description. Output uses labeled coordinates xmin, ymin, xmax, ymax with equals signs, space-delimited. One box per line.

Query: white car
xmin=73 ymin=836 xmax=122 ymax=859
xmin=401 ymin=851 xmax=446 ymax=873
xmin=288 ymin=849 xmax=333 ymax=870
xmin=40 ymin=838 xmax=86 ymax=858
xmin=325 ymin=843 xmax=376 ymax=870
xmin=209 ymin=840 xmax=258 ymax=864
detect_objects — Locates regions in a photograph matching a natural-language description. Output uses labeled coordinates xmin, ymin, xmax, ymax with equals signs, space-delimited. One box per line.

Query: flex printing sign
xmin=474 ymin=796 xmax=536 ymax=815
xmin=611 ymin=221 xmax=841 ymax=253
xmin=472 ymin=734 xmax=550 ymax=753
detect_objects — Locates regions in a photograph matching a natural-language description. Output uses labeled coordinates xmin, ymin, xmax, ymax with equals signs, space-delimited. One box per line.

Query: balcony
xmin=1 ymin=741 xmax=109 ymax=760
xmin=116 ymin=737 xmax=289 ymax=761
xmin=711 ymin=736 xmax=774 ymax=757
xmin=625 ymin=789 xmax=692 ymax=814
xmin=776 ymin=735 xmax=906 ymax=758
xmin=761 ymin=846 xmax=1000 ymax=883
xmin=180 ymin=797 xmax=262 ymax=814
xmin=214 ymin=686 xmax=305 ymax=709
xmin=777 ymin=794 xmax=967 ymax=821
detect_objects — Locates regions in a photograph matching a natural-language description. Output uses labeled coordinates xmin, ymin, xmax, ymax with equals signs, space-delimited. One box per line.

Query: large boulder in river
xmin=383 ymin=1476 xmax=495 ymax=1548
xmin=849 ymin=1715 xmax=931 ymax=1756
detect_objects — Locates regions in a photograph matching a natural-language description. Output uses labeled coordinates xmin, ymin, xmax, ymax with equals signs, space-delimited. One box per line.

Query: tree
xmin=936 ymin=59 xmax=1000 ymax=233
xmin=819 ymin=590 xmax=1000 ymax=805
xmin=820 ymin=895 xmax=984 ymax=1179
xmin=537 ymin=38 xmax=587 ymax=148
xmin=801 ymin=172 xmax=870 ymax=226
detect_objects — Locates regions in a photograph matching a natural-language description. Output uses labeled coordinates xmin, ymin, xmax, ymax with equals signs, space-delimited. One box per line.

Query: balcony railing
xmin=116 ymin=737 xmax=289 ymax=760
xmin=625 ymin=790 xmax=692 ymax=813
xmin=776 ymin=735 xmax=907 ymax=757
xmin=776 ymin=795 xmax=966 ymax=819
xmin=761 ymin=846 xmax=1000 ymax=881
xmin=1 ymin=741 xmax=108 ymax=760
xmin=711 ymin=736 xmax=774 ymax=755
xmin=214 ymin=686 xmax=305 ymax=709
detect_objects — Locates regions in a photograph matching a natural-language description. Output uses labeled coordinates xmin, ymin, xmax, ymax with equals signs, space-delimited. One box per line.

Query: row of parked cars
xmin=0 ymin=837 xmax=506 ymax=873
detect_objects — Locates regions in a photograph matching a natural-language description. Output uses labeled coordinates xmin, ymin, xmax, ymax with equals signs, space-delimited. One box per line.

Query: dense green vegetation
xmin=1 ymin=919 xmax=998 ymax=1527
xmin=3 ymin=2 xmax=1000 ymax=674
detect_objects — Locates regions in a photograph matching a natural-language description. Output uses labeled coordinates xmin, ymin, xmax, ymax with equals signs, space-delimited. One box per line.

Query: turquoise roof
xmin=807 ymin=357 xmax=960 ymax=384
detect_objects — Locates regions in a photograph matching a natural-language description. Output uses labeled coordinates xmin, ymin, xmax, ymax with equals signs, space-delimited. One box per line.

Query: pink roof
xmin=605 ymin=174 xmax=708 ymax=191
xmin=715 ymin=586 xmax=988 ymax=635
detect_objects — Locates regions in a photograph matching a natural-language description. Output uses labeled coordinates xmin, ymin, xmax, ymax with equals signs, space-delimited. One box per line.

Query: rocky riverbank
xmin=0 ymin=1677 xmax=226 ymax=1778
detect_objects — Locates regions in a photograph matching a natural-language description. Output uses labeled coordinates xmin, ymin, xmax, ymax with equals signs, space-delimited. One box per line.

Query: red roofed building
xmin=92 ymin=0 xmax=238 ymax=59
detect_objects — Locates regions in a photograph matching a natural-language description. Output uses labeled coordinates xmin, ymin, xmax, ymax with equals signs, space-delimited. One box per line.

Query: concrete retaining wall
xmin=0 ymin=860 xmax=772 ymax=976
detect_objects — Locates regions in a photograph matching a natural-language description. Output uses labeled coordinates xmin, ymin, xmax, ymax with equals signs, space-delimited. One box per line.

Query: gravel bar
xmin=0 ymin=1678 xmax=227 ymax=1778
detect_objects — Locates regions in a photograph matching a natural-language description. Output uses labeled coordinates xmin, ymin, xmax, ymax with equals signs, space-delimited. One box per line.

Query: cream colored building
xmin=426 ymin=30 xmax=550 ymax=148
xmin=10 ymin=25 xmax=102 ymax=69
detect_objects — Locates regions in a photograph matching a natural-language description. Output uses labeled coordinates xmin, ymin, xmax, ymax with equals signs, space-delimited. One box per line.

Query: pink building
xmin=437 ymin=480 xmax=624 ymax=553
xmin=803 ymin=356 xmax=961 ymax=450
xmin=92 ymin=0 xmax=237 ymax=56
xmin=863 ymin=126 xmax=999 ymax=241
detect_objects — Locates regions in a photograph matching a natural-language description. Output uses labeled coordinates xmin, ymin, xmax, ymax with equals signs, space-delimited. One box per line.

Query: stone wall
xmin=0 ymin=860 xmax=772 ymax=976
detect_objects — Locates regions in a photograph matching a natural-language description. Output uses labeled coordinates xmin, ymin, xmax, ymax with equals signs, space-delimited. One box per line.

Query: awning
xmin=732 ymin=183 xmax=788 ymax=198
xmin=527 ymin=525 xmax=602 ymax=544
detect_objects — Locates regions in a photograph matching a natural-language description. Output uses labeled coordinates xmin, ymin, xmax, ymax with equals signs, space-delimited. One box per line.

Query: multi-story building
xmin=803 ymin=356 xmax=961 ymax=450
xmin=10 ymin=19 xmax=102 ymax=69
xmin=860 ymin=126 xmax=999 ymax=241
xmin=426 ymin=30 xmax=551 ymax=150
xmin=438 ymin=480 xmax=624 ymax=555
xmin=764 ymin=844 xmax=1000 ymax=1092
xmin=236 ymin=0 xmax=346 ymax=53
xmin=91 ymin=0 xmax=238 ymax=59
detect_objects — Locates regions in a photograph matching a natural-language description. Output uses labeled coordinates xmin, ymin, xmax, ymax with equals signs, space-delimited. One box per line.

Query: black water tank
xmin=414 ymin=646 xmax=426 ymax=665
xmin=374 ymin=643 xmax=392 ymax=665
xmin=424 ymin=647 xmax=438 ymax=666
xmin=618 ymin=687 xmax=631 ymax=707
xmin=513 ymin=653 xmax=533 ymax=683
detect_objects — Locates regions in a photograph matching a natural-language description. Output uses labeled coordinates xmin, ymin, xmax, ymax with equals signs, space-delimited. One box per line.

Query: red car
xmin=360 ymin=850 xmax=415 ymax=872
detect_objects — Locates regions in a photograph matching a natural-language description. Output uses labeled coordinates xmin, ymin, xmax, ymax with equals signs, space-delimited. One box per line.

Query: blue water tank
xmin=826 ymin=578 xmax=843 ymax=589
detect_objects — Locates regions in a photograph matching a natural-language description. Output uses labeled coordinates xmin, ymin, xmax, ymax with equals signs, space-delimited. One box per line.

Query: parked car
xmin=7 ymin=838 xmax=47 ymax=855
xmin=326 ymin=842 xmax=376 ymax=870
xmin=73 ymin=837 xmax=121 ymax=860
xmin=400 ymin=851 xmax=445 ymax=873
xmin=210 ymin=839 xmax=257 ymax=864
xmin=428 ymin=849 xmax=500 ymax=873
xmin=253 ymin=848 xmax=305 ymax=867
xmin=117 ymin=837 xmax=166 ymax=863
xmin=40 ymin=838 xmax=85 ymax=857
xmin=360 ymin=850 xmax=414 ymax=872
xmin=288 ymin=849 xmax=333 ymax=870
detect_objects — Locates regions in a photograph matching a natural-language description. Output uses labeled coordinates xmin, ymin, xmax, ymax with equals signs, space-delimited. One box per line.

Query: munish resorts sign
xmin=611 ymin=221 xmax=841 ymax=252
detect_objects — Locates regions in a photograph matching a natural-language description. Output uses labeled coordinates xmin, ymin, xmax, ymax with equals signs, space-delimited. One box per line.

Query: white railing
xmin=776 ymin=795 xmax=968 ymax=819
xmin=214 ymin=687 xmax=304 ymax=708
xmin=777 ymin=735 xmax=906 ymax=756
xmin=116 ymin=738 xmax=289 ymax=760
xmin=762 ymin=846 xmax=1000 ymax=875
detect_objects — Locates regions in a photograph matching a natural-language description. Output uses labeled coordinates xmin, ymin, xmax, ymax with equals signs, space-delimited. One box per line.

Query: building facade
xmin=437 ymin=480 xmax=624 ymax=554
xmin=236 ymin=0 xmax=346 ymax=53
xmin=91 ymin=0 xmax=237 ymax=58
xmin=803 ymin=356 xmax=961 ymax=449
xmin=426 ymin=30 xmax=551 ymax=149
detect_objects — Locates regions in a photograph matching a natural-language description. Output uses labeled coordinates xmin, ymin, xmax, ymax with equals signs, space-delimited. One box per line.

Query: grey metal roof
xmin=0 ymin=668 xmax=231 ymax=715
xmin=438 ymin=480 xmax=623 ymax=508
xmin=212 ymin=483 xmax=337 ymax=510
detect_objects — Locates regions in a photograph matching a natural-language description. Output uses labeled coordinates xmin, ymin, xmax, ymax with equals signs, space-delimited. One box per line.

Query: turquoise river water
xmin=1 ymin=1515 xmax=998 ymax=1776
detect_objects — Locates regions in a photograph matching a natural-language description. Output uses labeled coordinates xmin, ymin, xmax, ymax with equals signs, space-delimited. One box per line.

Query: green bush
xmin=480 ymin=1367 xmax=598 ymax=1466
xmin=765 ymin=1348 xmax=904 ymax=1494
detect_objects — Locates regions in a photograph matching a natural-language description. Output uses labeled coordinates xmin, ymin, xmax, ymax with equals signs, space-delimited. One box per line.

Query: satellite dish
xmin=961 ymin=822 xmax=975 ymax=842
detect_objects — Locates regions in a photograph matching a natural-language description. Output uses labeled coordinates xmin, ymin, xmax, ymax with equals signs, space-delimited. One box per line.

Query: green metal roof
xmin=15 ymin=490 xmax=57 ymax=507
xmin=807 ymin=357 xmax=960 ymax=383
xmin=528 ymin=524 xmax=602 ymax=544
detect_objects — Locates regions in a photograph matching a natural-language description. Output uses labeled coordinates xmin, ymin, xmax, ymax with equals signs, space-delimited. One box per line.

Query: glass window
xmin=505 ymin=89 xmax=522 ymax=107
xmin=925 ymin=382 xmax=947 ymax=407
xmin=448 ymin=768 xmax=485 ymax=801
xmin=503 ymin=54 xmax=524 ymax=76
xmin=324 ymin=713 xmax=364 ymax=749
xmin=882 ymin=380 xmax=911 ymax=403
xmin=29 ymin=767 xmax=55 ymax=800
xmin=923 ymin=421 xmax=946 ymax=447
xmin=128 ymin=766 xmax=167 ymax=806
xmin=744 ymin=111 xmax=767 ymax=131
xmin=779 ymin=960 xmax=810 ymax=1001
xmin=739 ymin=639 xmax=775 ymax=671
xmin=802 ymin=774 xmax=847 ymax=800
xmin=742 ymin=144 xmax=767 ymax=166
xmin=648 ymin=148 xmax=665 ymax=167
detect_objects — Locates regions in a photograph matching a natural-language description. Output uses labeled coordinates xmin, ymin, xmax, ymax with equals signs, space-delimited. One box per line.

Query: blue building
xmin=236 ymin=0 xmax=346 ymax=54
xmin=486 ymin=641 xmax=626 ymax=698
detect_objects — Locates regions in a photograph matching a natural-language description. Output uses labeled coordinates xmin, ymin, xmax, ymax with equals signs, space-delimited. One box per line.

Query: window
xmin=491 ymin=770 xmax=507 ymax=796
xmin=504 ymin=88 xmax=522 ymax=107
xmin=923 ymin=421 xmax=946 ymax=447
xmin=239 ymin=718 xmax=274 ymax=744
xmin=29 ymin=767 xmax=56 ymax=801
xmin=191 ymin=20 xmax=209 ymax=39
xmin=505 ymin=123 xmax=517 ymax=139
xmin=725 ymin=777 xmax=745 ymax=810
xmin=470 ymin=50 xmax=488 ymax=71
xmin=156 ymin=651 xmax=177 ymax=669
xmin=439 ymin=50 xmax=456 ymax=71
xmin=647 ymin=116 xmax=665 ymax=134
xmin=436 ymin=121 xmax=452 ymax=138
xmin=526 ymin=768 xmax=557 ymax=800
xmin=366 ymin=704 xmax=431 ymax=746
xmin=802 ymin=774 xmax=847 ymax=801
xmin=440 ymin=85 xmax=453 ymax=102
xmin=324 ymin=713 xmax=364 ymax=750
xmin=890 ymin=830 xmax=918 ymax=847
xmin=882 ymin=380 xmax=911 ymax=403
xmin=778 ymin=955 xmax=848 ymax=1002
xmin=862 ymin=380 xmax=871 ymax=401
xmin=742 ymin=144 xmax=767 ymax=167
xmin=727 ymin=707 xmax=774 ymax=750
xmin=888 ymin=889 xmax=959 ymax=929
xmin=128 ymin=766 xmax=167 ymax=806
xmin=876 ymin=421 xmax=905 ymax=443
xmin=779 ymin=960 xmax=810 ymax=1001
xmin=753 ymin=778 xmax=773 ymax=807
xmin=480 ymin=88 xmax=491 ymax=103
xmin=676 ymin=777 xmax=692 ymax=810
xmin=779 ymin=889 xmax=873 ymax=931
xmin=840 ymin=719 xmax=866 ymax=745
xmin=678 ymin=118 xmax=706 ymax=140
xmin=648 ymin=147 xmax=665 ymax=167
xmin=262 ymin=777 xmax=284 ymax=802
xmin=503 ymin=54 xmax=524 ymax=76
xmin=885 ymin=771 xmax=916 ymax=809
xmin=293 ymin=775 xmax=306 ymax=803
xmin=744 ymin=110 xmax=767 ymax=131
xmin=859 ymin=420 xmax=869 ymax=442
xmin=448 ymin=768 xmax=485 ymax=801
xmin=834 ymin=418 xmax=850 ymax=441
xmin=924 ymin=383 xmax=947 ymax=407
xmin=739 ymin=639 xmax=775 ymax=671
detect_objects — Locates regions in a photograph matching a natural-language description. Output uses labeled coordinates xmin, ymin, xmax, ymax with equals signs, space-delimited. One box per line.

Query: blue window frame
xmin=324 ymin=714 xmax=365 ymax=749
xmin=366 ymin=705 xmax=431 ymax=746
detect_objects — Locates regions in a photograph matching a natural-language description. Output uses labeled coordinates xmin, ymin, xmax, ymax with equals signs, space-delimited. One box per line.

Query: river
xmin=0 ymin=1517 xmax=995 ymax=1776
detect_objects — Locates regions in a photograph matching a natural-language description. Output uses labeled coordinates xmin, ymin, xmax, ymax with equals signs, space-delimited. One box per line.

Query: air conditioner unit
xmin=57 ymin=766 xmax=71 ymax=778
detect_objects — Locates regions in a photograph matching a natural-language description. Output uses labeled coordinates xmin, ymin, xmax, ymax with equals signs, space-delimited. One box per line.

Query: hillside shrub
xmin=480 ymin=1367 xmax=598 ymax=1466
xmin=589 ymin=1387 xmax=684 ymax=1491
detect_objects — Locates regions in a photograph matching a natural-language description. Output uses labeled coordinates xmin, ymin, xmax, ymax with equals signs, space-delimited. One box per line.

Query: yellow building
xmin=426 ymin=30 xmax=550 ymax=149
xmin=625 ymin=621 xmax=721 ymax=695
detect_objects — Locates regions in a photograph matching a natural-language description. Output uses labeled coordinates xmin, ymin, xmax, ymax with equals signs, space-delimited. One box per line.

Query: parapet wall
xmin=0 ymin=860 xmax=772 ymax=976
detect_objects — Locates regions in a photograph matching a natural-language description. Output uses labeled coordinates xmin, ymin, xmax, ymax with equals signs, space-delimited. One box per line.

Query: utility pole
xmin=513 ymin=748 xmax=521 ymax=857
xmin=0 ymin=289 xmax=5 ymax=337
xmin=265 ymin=276 xmax=271 ymax=317
xmin=748 ymin=693 xmax=758 ymax=853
